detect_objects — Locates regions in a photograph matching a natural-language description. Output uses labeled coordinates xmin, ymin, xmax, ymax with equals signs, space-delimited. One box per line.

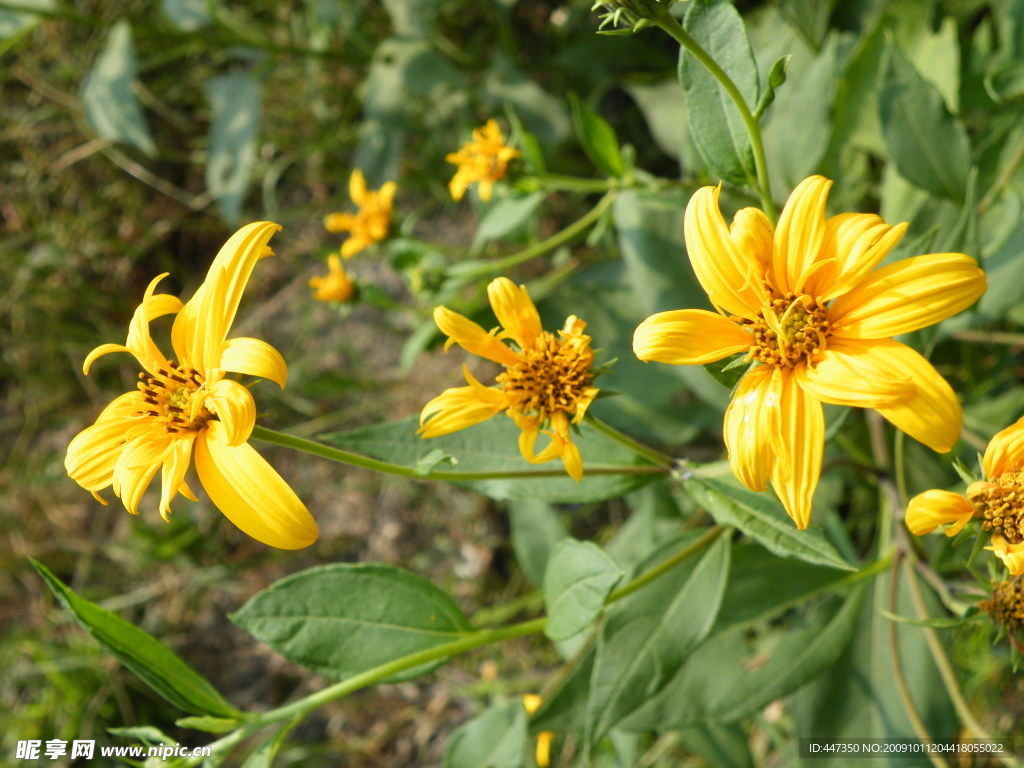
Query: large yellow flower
xmin=65 ymin=222 xmax=318 ymax=550
xmin=309 ymin=253 xmax=355 ymax=303
xmin=419 ymin=277 xmax=599 ymax=481
xmin=633 ymin=176 xmax=986 ymax=529
xmin=324 ymin=169 xmax=396 ymax=258
xmin=907 ymin=417 xmax=1024 ymax=575
xmin=446 ymin=119 xmax=520 ymax=202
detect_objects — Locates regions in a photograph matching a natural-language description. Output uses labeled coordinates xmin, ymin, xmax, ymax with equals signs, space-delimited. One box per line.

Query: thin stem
xmin=532 ymin=173 xmax=616 ymax=193
xmin=608 ymin=526 xmax=725 ymax=603
xmin=250 ymin=425 xmax=668 ymax=480
xmin=583 ymin=413 xmax=676 ymax=467
xmin=894 ymin=429 xmax=909 ymax=511
xmin=652 ymin=9 xmax=776 ymax=220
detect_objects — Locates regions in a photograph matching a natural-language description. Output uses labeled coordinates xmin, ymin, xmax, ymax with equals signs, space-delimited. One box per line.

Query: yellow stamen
xmin=745 ymin=293 xmax=830 ymax=368
xmin=136 ymin=362 xmax=211 ymax=433
xmin=968 ymin=471 xmax=1024 ymax=545
xmin=497 ymin=330 xmax=594 ymax=421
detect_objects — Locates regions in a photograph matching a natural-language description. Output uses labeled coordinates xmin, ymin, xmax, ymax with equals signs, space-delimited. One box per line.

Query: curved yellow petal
xmin=983 ymin=416 xmax=1024 ymax=479
xmin=559 ymin=438 xmax=583 ymax=482
xmin=349 ymin=169 xmax=367 ymax=205
xmin=220 ymin=337 xmax=288 ymax=388
xmin=684 ymin=185 xmax=763 ymax=318
xmin=861 ymin=339 xmax=962 ymax=452
xmin=987 ymin=536 xmax=1024 ymax=575
xmin=724 ymin=366 xmax=776 ymax=492
xmin=793 ymin=337 xmax=915 ymax=409
xmin=125 ymin=274 xmax=182 ymax=373
xmin=730 ymin=206 xmax=774 ymax=271
xmin=205 ymin=379 xmax=256 ymax=447
xmin=434 ymin=305 xmax=521 ymax=367
xmin=770 ymin=370 xmax=824 ymax=529
xmin=830 ymin=253 xmax=986 ymax=339
xmin=515 ymin=413 xmax=543 ymax=461
xmin=814 ymin=215 xmax=908 ymax=301
xmin=324 ymin=212 xmax=355 ymax=234
xmin=419 ymin=366 xmax=509 ymax=438
xmin=65 ymin=393 xmax=140 ymax=492
xmin=905 ymin=489 xmax=975 ymax=536
xmin=774 ymin=176 xmax=831 ymax=295
xmin=195 ymin=423 xmax=318 ymax=550
xmin=487 ymin=277 xmax=542 ymax=350
xmin=83 ymin=343 xmax=132 ymax=375
xmin=159 ymin=434 xmax=197 ymax=521
xmin=633 ymin=309 xmax=751 ymax=365
xmin=113 ymin=429 xmax=171 ymax=514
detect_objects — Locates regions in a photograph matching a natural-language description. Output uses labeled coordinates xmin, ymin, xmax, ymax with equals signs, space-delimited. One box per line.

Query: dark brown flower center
xmin=980 ymin=575 xmax=1024 ymax=633
xmin=744 ymin=293 xmax=830 ymax=368
xmin=136 ymin=362 xmax=211 ymax=434
xmin=497 ymin=331 xmax=593 ymax=419
xmin=969 ymin=470 xmax=1024 ymax=545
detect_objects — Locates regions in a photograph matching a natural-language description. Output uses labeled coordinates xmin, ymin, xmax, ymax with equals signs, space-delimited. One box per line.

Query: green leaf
xmin=80 ymin=20 xmax=156 ymax=156
xmin=702 ymin=354 xmax=749 ymax=391
xmin=323 ymin=415 xmax=662 ymax=504
xmin=622 ymin=585 xmax=864 ymax=728
xmin=543 ymin=539 xmax=624 ymax=642
xmin=568 ymin=93 xmax=625 ymax=178
xmin=684 ymin=476 xmax=855 ymax=571
xmin=204 ymin=72 xmax=262 ymax=225
xmin=484 ymin=53 xmax=570 ymax=149
xmin=32 ymin=560 xmax=238 ymax=717
xmin=471 ymin=192 xmax=546 ymax=253
xmin=240 ymin=720 xmax=298 ymax=768
xmin=0 ymin=0 xmax=54 ymax=40
xmin=174 ymin=715 xmax=239 ymax=734
xmin=879 ymin=41 xmax=970 ymax=204
xmin=678 ymin=723 xmax=755 ymax=768
xmin=414 ymin=448 xmax=457 ymax=475
xmin=586 ymin=533 xmax=731 ymax=745
xmin=679 ymin=0 xmax=759 ymax=185
xmin=161 ymin=0 xmax=212 ymax=31
xmin=230 ymin=563 xmax=472 ymax=681
xmin=444 ymin=700 xmax=528 ymax=768
xmin=508 ymin=499 xmax=570 ymax=588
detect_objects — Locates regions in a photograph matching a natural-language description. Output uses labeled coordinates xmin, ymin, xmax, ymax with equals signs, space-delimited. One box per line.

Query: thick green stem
xmin=652 ymin=10 xmax=776 ymax=220
xmin=250 ymin=425 xmax=667 ymax=480
xmin=583 ymin=413 xmax=676 ymax=467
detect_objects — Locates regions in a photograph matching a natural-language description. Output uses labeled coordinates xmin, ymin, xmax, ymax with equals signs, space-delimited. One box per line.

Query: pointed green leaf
xmin=205 ymin=72 xmax=261 ymax=225
xmin=33 ymin=560 xmax=238 ymax=717
xmin=569 ymin=93 xmax=625 ymax=178
xmin=543 ymin=539 xmax=624 ymax=642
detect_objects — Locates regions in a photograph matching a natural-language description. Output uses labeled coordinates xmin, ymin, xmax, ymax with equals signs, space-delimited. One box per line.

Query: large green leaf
xmin=81 ymin=20 xmax=156 ymax=156
xmin=32 ymin=560 xmax=238 ymax=718
xmin=879 ymin=42 xmax=970 ymax=204
xmin=204 ymin=72 xmax=261 ymax=225
xmin=679 ymin=0 xmax=759 ymax=185
xmin=231 ymin=563 xmax=472 ymax=681
xmin=585 ymin=534 xmax=731 ymax=745
xmin=568 ymin=93 xmax=625 ymax=178
xmin=444 ymin=700 xmax=528 ymax=768
xmin=543 ymin=539 xmax=623 ymax=642
xmin=323 ymin=415 xmax=663 ymax=503
xmin=508 ymin=498 xmax=570 ymax=588
xmin=684 ymin=475 xmax=855 ymax=571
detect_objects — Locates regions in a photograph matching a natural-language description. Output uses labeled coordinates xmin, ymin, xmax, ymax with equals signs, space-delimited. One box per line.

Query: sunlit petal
xmin=220 ymin=337 xmax=288 ymax=388
xmin=983 ymin=416 xmax=1024 ymax=479
xmin=814 ymin=215 xmax=908 ymax=300
xmin=730 ymin=206 xmax=774 ymax=272
xmin=434 ymin=305 xmax=520 ymax=367
xmin=988 ymin=537 xmax=1024 ymax=575
xmin=774 ymin=176 xmax=831 ymax=295
xmin=794 ymin=337 xmax=915 ymax=408
xmin=770 ymin=370 xmax=824 ymax=530
xmin=487 ymin=277 xmax=543 ymax=349
xmin=206 ymin=378 xmax=256 ymax=447
xmin=418 ymin=366 xmax=509 ymax=438
xmin=905 ymin=489 xmax=975 ymax=536
xmin=724 ymin=366 xmax=775 ymax=492
xmin=633 ymin=309 xmax=751 ymax=364
xmin=159 ymin=435 xmax=197 ymax=521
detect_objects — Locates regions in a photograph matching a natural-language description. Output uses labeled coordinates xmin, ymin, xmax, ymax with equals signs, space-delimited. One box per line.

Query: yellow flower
xmin=907 ymin=417 xmax=1024 ymax=575
xmin=323 ymin=169 xmax=396 ymax=258
xmin=65 ymin=222 xmax=318 ymax=550
xmin=522 ymin=694 xmax=554 ymax=768
xmin=309 ymin=254 xmax=355 ymax=303
xmin=446 ymin=119 xmax=520 ymax=202
xmin=633 ymin=176 xmax=986 ymax=529
xmin=419 ymin=277 xmax=599 ymax=481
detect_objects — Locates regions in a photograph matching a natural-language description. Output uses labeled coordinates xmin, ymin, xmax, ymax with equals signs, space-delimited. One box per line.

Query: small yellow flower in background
xmin=65 ymin=222 xmax=318 ymax=550
xmin=419 ymin=277 xmax=599 ymax=482
xmin=309 ymin=254 xmax=355 ymax=303
xmin=523 ymin=694 xmax=554 ymax=768
xmin=907 ymin=416 xmax=1024 ymax=574
xmin=633 ymin=175 xmax=986 ymax=529
xmin=323 ymin=169 xmax=396 ymax=258
xmin=446 ymin=119 xmax=520 ymax=202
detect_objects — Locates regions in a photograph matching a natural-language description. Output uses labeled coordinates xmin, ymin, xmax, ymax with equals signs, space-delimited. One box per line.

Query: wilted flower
xmin=324 ymin=169 xmax=396 ymax=258
xmin=446 ymin=119 xmax=520 ymax=202
xmin=65 ymin=222 xmax=318 ymax=550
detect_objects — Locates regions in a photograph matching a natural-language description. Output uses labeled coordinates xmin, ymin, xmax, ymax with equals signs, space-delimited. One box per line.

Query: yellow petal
xmin=905 ymin=489 xmax=975 ymax=536
xmin=65 ymin=393 xmax=139 ymax=492
xmin=205 ymin=379 xmax=256 ymax=446
xmin=516 ymin=414 xmax=543 ymax=461
xmin=983 ymin=416 xmax=1024 ymax=479
xmin=862 ymin=339 xmax=962 ymax=452
xmin=723 ymin=366 xmax=776 ymax=492
xmin=419 ymin=366 xmax=509 ymax=438
xmin=560 ymin=439 xmax=583 ymax=482
xmin=830 ymin=253 xmax=986 ymax=338
xmin=633 ymin=309 xmax=751 ymax=365
xmin=125 ymin=274 xmax=183 ymax=373
xmin=813 ymin=214 xmax=908 ymax=301
xmin=730 ymin=206 xmax=774 ymax=271
xmin=769 ymin=371 xmax=824 ymax=529
xmin=773 ymin=176 xmax=831 ymax=295
xmin=535 ymin=732 xmax=553 ymax=768
xmin=487 ymin=277 xmax=542 ymax=349
xmin=220 ymin=337 xmax=288 ymax=388
xmin=987 ymin=536 xmax=1024 ymax=575
xmin=83 ymin=343 xmax=132 ymax=375
xmin=348 ymin=169 xmax=367 ymax=205
xmin=159 ymin=435 xmax=197 ymax=521
xmin=324 ymin=212 xmax=355 ymax=233
xmin=793 ymin=337 xmax=915 ymax=409
xmin=195 ymin=423 xmax=318 ymax=550
xmin=113 ymin=430 xmax=170 ymax=514
xmin=434 ymin=305 xmax=521 ymax=367
xmin=684 ymin=185 xmax=763 ymax=318
xmin=378 ymin=181 xmax=398 ymax=208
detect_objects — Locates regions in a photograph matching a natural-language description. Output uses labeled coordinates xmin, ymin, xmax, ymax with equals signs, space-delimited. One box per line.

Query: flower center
xmin=980 ymin=575 xmax=1024 ymax=633
xmin=497 ymin=331 xmax=593 ymax=419
xmin=136 ymin=362 xmax=211 ymax=434
xmin=969 ymin=470 xmax=1024 ymax=545
xmin=745 ymin=293 xmax=830 ymax=368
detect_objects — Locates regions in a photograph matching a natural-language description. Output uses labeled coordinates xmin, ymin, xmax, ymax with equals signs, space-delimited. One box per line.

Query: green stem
xmin=583 ymin=413 xmax=676 ymax=467
xmin=608 ymin=526 xmax=724 ymax=603
xmin=652 ymin=9 xmax=776 ymax=220
xmin=532 ymin=173 xmax=616 ymax=193
xmin=250 ymin=425 xmax=667 ymax=480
